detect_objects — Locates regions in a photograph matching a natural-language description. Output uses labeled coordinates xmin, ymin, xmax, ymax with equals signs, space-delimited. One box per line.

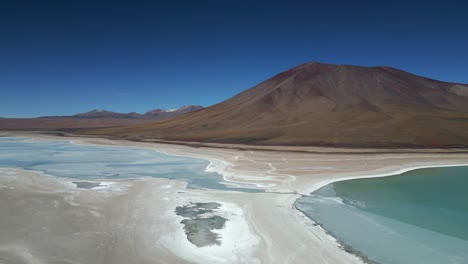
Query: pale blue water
xmin=0 ymin=136 xmax=260 ymax=192
xmin=296 ymin=167 xmax=468 ymax=264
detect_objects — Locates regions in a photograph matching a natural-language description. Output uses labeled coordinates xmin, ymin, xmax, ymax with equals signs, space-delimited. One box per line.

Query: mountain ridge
xmin=43 ymin=105 xmax=205 ymax=119
xmin=81 ymin=62 xmax=468 ymax=147
xmin=0 ymin=105 xmax=204 ymax=131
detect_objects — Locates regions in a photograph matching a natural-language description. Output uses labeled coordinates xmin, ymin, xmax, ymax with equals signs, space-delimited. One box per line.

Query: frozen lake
xmin=0 ymin=136 xmax=260 ymax=192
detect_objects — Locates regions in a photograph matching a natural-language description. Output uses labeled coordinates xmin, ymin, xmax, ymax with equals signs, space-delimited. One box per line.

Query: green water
xmin=334 ymin=167 xmax=468 ymax=241
xmin=296 ymin=166 xmax=468 ymax=264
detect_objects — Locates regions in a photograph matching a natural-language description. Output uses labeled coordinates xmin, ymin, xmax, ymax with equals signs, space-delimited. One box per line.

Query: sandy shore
xmin=1 ymin=132 xmax=468 ymax=264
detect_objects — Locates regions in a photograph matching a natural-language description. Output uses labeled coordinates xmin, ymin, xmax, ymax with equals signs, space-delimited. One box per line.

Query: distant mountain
xmin=143 ymin=105 xmax=203 ymax=119
xmin=84 ymin=62 xmax=468 ymax=147
xmin=73 ymin=110 xmax=141 ymax=119
xmin=72 ymin=106 xmax=203 ymax=120
xmin=0 ymin=105 xmax=203 ymax=131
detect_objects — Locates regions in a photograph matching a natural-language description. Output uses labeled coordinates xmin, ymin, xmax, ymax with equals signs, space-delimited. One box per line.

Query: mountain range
xmin=0 ymin=106 xmax=203 ymax=131
xmin=72 ymin=105 xmax=203 ymax=119
xmin=82 ymin=62 xmax=468 ymax=147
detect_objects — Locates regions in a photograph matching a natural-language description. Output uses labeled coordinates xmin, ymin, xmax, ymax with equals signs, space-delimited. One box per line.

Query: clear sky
xmin=1 ymin=1 xmax=467 ymax=117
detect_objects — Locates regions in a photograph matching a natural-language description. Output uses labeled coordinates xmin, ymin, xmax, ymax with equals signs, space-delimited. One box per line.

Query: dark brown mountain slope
xmin=82 ymin=62 xmax=468 ymax=147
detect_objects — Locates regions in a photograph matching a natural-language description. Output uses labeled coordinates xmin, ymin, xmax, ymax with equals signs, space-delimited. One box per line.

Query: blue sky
xmin=1 ymin=1 xmax=467 ymax=117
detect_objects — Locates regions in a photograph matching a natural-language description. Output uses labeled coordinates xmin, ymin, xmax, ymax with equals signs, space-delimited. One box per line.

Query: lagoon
xmin=296 ymin=166 xmax=468 ymax=264
xmin=0 ymin=136 xmax=259 ymax=192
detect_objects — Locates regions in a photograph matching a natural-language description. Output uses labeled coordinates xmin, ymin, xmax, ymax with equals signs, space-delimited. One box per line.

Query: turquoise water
xmin=295 ymin=167 xmax=468 ymax=264
xmin=0 ymin=136 xmax=260 ymax=192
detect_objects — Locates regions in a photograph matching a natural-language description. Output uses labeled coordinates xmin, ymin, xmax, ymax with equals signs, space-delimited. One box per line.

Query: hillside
xmin=82 ymin=62 xmax=468 ymax=147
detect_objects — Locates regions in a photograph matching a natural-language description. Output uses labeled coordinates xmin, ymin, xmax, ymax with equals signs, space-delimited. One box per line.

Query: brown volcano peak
xmin=82 ymin=62 xmax=468 ymax=147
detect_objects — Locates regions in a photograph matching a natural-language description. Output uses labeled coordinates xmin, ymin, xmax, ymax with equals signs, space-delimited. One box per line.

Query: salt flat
xmin=1 ymin=132 xmax=468 ymax=264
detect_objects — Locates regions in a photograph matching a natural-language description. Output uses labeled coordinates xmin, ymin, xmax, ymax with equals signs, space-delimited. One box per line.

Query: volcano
xmin=83 ymin=62 xmax=468 ymax=147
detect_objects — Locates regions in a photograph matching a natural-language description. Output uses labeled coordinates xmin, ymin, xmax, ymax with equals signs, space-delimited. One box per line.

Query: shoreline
xmin=6 ymin=132 xmax=468 ymax=193
xmin=2 ymin=132 xmax=468 ymax=263
xmin=300 ymin=162 xmax=468 ymax=195
xmin=8 ymin=130 xmax=468 ymax=154
xmin=295 ymin=165 xmax=468 ymax=264
xmin=292 ymin=203 xmax=379 ymax=264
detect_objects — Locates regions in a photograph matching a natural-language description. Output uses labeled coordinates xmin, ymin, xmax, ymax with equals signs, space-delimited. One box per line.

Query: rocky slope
xmin=83 ymin=62 xmax=468 ymax=147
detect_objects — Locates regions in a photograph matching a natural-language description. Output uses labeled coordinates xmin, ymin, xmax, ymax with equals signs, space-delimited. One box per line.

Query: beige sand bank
xmin=1 ymin=132 xmax=468 ymax=264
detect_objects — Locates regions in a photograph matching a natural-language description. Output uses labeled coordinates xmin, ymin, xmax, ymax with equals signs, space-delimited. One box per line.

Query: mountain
xmin=0 ymin=105 xmax=203 ymax=131
xmin=83 ymin=62 xmax=468 ymax=147
xmin=73 ymin=110 xmax=141 ymax=119
xmin=72 ymin=106 xmax=203 ymax=120
xmin=143 ymin=105 xmax=204 ymax=119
